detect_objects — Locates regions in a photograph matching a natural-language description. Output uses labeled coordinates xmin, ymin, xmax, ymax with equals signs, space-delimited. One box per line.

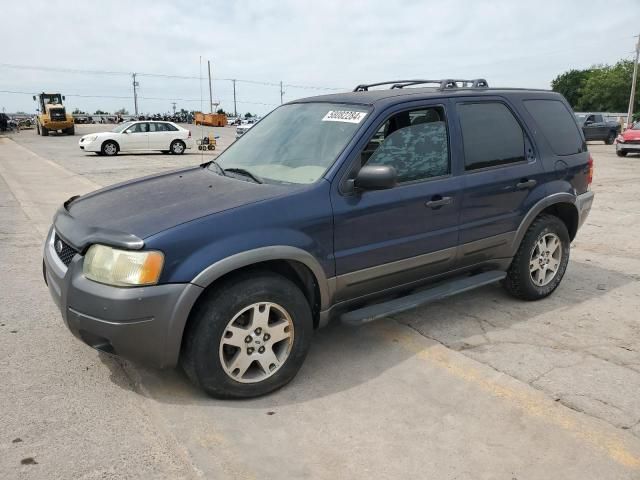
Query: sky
xmin=1 ymin=0 xmax=639 ymax=116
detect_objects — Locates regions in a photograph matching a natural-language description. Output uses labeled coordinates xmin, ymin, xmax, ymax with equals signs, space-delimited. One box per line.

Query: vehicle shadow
xmin=105 ymin=259 xmax=636 ymax=407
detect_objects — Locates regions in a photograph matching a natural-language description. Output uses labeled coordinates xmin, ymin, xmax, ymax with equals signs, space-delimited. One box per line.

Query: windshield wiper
xmin=202 ymin=159 xmax=226 ymax=177
xmin=223 ymin=168 xmax=263 ymax=184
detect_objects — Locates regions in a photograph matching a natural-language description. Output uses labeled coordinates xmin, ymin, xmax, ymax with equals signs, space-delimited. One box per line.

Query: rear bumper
xmin=43 ymin=228 xmax=203 ymax=368
xmin=576 ymin=190 xmax=594 ymax=230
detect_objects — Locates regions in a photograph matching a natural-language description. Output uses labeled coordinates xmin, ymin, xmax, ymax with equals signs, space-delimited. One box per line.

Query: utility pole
xmin=232 ymin=79 xmax=237 ymax=117
xmin=132 ymin=73 xmax=139 ymax=116
xmin=280 ymin=81 xmax=284 ymax=104
xmin=171 ymin=102 xmax=177 ymax=115
xmin=207 ymin=60 xmax=213 ymax=113
xmin=627 ymin=34 xmax=640 ymax=127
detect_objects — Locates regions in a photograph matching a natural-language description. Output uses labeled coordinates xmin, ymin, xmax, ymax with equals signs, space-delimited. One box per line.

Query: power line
xmin=0 ymin=62 xmax=346 ymax=91
xmin=0 ymin=62 xmax=128 ymax=76
xmin=0 ymin=90 xmax=278 ymax=106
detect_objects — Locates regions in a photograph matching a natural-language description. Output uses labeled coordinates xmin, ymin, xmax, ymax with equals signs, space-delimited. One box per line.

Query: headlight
xmin=84 ymin=135 xmax=98 ymax=142
xmin=83 ymin=244 xmax=164 ymax=286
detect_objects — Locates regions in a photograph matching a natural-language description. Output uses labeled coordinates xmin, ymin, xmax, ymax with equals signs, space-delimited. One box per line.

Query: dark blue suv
xmin=43 ymin=79 xmax=594 ymax=398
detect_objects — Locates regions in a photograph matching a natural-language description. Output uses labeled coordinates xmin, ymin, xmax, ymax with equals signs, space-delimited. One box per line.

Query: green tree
xmin=244 ymin=112 xmax=253 ymax=118
xmin=72 ymin=108 xmax=86 ymax=114
xmin=94 ymin=109 xmax=108 ymax=115
xmin=551 ymin=60 xmax=639 ymax=112
xmin=115 ymin=107 xmax=129 ymax=115
xmin=550 ymin=69 xmax=591 ymax=109
xmin=216 ymin=108 xmax=226 ymax=115
xmin=578 ymin=60 xmax=638 ymax=112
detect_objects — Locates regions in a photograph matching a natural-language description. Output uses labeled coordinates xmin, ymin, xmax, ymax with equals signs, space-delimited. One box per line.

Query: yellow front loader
xmin=33 ymin=92 xmax=75 ymax=136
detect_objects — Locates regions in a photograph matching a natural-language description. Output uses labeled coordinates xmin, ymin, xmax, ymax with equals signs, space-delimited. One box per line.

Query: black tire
xmin=503 ymin=214 xmax=570 ymax=301
xmin=65 ymin=126 xmax=75 ymax=135
xmin=170 ymin=139 xmax=186 ymax=155
xmin=605 ymin=131 xmax=616 ymax=145
xmin=616 ymin=150 xmax=627 ymax=157
xmin=101 ymin=140 xmax=118 ymax=156
xmin=41 ymin=125 xmax=49 ymax=136
xmin=181 ymin=271 xmax=313 ymax=399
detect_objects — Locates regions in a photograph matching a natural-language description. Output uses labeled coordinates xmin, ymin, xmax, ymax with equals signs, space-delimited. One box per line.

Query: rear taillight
xmin=587 ymin=153 xmax=594 ymax=186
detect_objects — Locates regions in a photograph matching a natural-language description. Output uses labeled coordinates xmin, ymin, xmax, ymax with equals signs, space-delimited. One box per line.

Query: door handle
xmin=516 ymin=179 xmax=537 ymax=190
xmin=425 ymin=196 xmax=452 ymax=208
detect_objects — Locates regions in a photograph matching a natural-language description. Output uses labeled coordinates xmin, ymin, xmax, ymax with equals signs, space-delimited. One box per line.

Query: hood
xmin=83 ymin=131 xmax=116 ymax=139
xmin=622 ymin=128 xmax=640 ymax=140
xmin=66 ymin=166 xmax=290 ymax=240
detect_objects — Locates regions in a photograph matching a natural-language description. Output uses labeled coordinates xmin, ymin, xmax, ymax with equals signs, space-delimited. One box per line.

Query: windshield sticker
xmin=322 ymin=110 xmax=367 ymax=123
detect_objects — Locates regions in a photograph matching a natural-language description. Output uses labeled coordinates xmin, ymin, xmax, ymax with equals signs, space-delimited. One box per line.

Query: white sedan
xmin=79 ymin=121 xmax=194 ymax=156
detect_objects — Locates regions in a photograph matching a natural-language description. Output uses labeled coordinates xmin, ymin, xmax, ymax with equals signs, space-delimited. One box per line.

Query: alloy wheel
xmin=218 ymin=302 xmax=294 ymax=383
xmin=529 ymin=233 xmax=562 ymax=286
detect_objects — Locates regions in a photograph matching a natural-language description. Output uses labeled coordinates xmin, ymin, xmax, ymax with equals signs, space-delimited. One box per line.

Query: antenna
xmin=199 ymin=56 xmax=204 ymax=162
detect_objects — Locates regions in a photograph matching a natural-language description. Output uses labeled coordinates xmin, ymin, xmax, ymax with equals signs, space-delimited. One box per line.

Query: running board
xmin=340 ymin=271 xmax=506 ymax=326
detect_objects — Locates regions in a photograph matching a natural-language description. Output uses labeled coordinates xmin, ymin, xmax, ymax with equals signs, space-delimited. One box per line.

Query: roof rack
xmin=352 ymin=78 xmax=489 ymax=92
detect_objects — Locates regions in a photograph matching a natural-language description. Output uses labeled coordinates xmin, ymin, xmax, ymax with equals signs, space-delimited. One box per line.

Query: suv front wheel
xmin=503 ymin=214 xmax=570 ymax=300
xmin=181 ymin=271 xmax=313 ymax=398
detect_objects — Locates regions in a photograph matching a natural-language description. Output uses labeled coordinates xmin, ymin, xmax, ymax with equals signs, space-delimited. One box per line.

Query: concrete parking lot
xmin=1 ymin=125 xmax=639 ymax=479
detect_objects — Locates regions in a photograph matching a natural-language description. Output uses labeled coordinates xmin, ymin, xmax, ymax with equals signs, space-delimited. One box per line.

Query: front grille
xmin=54 ymin=233 xmax=78 ymax=266
xmin=50 ymin=108 xmax=66 ymax=121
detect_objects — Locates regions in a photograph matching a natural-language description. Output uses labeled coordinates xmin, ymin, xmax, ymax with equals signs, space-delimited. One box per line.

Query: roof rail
xmin=353 ymin=78 xmax=489 ymax=92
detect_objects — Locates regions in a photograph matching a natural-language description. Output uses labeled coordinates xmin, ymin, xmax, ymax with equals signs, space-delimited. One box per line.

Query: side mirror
xmin=585 ymin=120 xmax=594 ymax=126
xmin=123 ymin=130 xmax=130 ymax=134
xmin=353 ymin=165 xmax=397 ymax=191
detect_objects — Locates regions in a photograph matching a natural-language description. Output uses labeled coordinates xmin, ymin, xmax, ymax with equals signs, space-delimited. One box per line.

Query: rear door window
xmin=524 ymin=100 xmax=583 ymax=156
xmin=457 ymin=102 xmax=525 ymax=170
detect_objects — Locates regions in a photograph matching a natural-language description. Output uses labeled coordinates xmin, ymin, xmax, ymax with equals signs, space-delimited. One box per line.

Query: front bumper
xmin=576 ymin=190 xmax=595 ymax=230
xmin=43 ymin=228 xmax=203 ymax=368
xmin=78 ymin=138 xmax=100 ymax=152
xmin=616 ymin=142 xmax=640 ymax=152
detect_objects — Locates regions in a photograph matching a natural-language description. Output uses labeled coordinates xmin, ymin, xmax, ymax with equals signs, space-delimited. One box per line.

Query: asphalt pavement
xmin=1 ymin=126 xmax=639 ymax=479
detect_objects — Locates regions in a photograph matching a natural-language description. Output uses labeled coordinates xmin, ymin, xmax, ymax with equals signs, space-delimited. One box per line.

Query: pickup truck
xmin=575 ymin=113 xmax=621 ymax=144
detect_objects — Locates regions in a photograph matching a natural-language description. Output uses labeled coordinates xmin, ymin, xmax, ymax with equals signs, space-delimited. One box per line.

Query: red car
xmin=616 ymin=122 xmax=640 ymax=157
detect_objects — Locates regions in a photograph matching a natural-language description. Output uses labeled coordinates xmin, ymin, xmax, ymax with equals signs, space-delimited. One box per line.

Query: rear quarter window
xmin=524 ymin=100 xmax=582 ymax=156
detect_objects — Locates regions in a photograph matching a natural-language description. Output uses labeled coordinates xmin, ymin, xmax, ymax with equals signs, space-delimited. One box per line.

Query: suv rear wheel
xmin=503 ymin=214 xmax=570 ymax=300
xmin=605 ymin=131 xmax=616 ymax=145
xmin=181 ymin=271 xmax=313 ymax=398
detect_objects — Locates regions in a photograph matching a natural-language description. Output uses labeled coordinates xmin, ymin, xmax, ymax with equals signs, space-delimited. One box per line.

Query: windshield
xmin=112 ymin=121 xmax=133 ymax=133
xmin=43 ymin=94 xmax=62 ymax=105
xmin=213 ymin=103 xmax=369 ymax=184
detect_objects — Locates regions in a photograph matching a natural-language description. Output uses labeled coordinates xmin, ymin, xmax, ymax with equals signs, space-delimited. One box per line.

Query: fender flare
xmin=510 ymin=192 xmax=578 ymax=256
xmin=191 ymin=245 xmax=331 ymax=311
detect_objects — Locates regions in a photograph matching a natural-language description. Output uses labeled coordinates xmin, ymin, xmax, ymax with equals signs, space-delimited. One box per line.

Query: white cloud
xmin=1 ymin=0 xmax=638 ymax=114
